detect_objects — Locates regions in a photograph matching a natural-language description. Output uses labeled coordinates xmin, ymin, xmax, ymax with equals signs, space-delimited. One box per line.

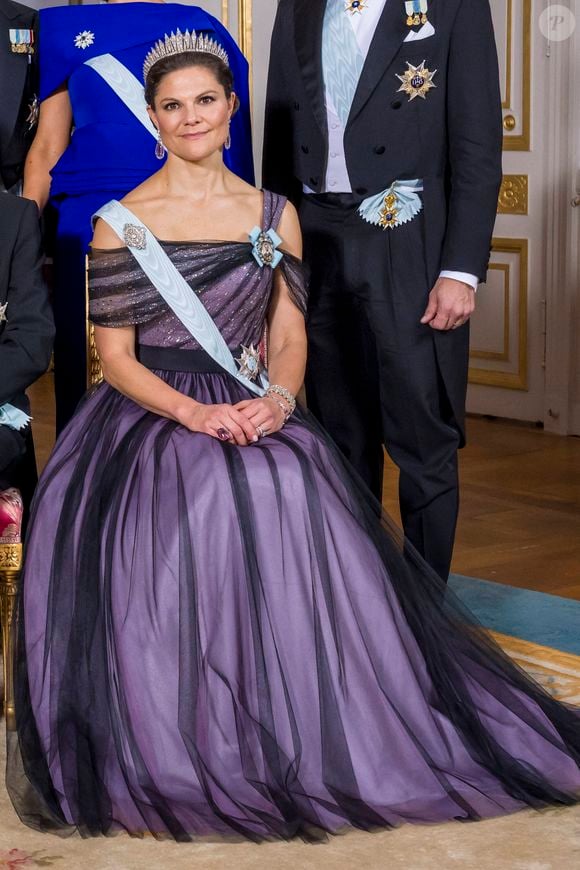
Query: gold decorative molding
xmin=498 ymin=174 xmax=528 ymax=215
xmin=501 ymin=0 xmax=513 ymax=109
xmin=0 ymin=544 xmax=21 ymax=731
xmin=221 ymin=0 xmax=229 ymax=28
xmin=503 ymin=0 xmax=531 ymax=151
xmin=238 ymin=0 xmax=253 ymax=95
xmin=0 ymin=543 xmax=22 ymax=571
xmin=85 ymin=256 xmax=103 ymax=388
xmin=87 ymin=323 xmax=104 ymax=388
xmin=470 ymin=263 xmax=510 ymax=362
xmin=469 ymin=237 xmax=528 ymax=390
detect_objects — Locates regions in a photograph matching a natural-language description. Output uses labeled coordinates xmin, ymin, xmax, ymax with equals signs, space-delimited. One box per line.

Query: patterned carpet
xmin=1 ymin=631 xmax=579 ymax=870
xmin=489 ymin=632 xmax=580 ymax=705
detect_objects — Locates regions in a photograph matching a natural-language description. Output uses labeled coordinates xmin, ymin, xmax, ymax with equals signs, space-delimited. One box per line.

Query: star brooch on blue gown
xmin=249 ymin=227 xmax=283 ymax=268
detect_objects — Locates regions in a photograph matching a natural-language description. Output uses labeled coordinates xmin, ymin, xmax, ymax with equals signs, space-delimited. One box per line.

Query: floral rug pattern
xmin=0 ymin=851 xmax=61 ymax=869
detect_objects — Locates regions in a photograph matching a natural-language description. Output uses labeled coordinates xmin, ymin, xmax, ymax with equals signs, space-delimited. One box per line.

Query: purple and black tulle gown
xmin=7 ymin=192 xmax=580 ymax=842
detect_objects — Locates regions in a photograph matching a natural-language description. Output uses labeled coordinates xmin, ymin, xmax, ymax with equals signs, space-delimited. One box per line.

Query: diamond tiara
xmin=143 ymin=29 xmax=230 ymax=82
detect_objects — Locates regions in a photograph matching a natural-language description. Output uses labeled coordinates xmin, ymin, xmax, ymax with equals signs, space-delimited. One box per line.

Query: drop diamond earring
xmin=155 ymin=129 xmax=166 ymax=160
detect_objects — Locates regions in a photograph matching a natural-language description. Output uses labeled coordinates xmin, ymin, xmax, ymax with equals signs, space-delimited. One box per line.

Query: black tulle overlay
xmin=6 ymin=192 xmax=580 ymax=842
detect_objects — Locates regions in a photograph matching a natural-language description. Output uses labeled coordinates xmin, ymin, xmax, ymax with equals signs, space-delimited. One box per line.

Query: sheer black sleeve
xmin=88 ymin=249 xmax=168 ymax=328
xmin=278 ymin=253 xmax=309 ymax=317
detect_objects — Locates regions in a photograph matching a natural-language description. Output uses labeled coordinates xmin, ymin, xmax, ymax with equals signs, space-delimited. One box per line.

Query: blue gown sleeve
xmin=208 ymin=17 xmax=255 ymax=186
xmin=38 ymin=6 xmax=254 ymax=184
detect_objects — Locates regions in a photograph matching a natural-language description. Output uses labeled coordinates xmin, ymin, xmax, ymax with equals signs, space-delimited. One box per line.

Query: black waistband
xmin=138 ymin=345 xmax=238 ymax=374
xmin=302 ymin=192 xmax=365 ymax=209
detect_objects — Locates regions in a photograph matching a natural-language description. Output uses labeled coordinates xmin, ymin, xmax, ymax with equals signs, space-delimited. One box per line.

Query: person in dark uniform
xmin=0 ymin=194 xmax=54 ymax=492
xmin=263 ymin=0 xmax=503 ymax=581
xmin=0 ymin=0 xmax=38 ymax=191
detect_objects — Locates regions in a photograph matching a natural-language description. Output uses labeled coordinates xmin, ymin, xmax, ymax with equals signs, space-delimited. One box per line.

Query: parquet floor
xmin=29 ymin=374 xmax=580 ymax=601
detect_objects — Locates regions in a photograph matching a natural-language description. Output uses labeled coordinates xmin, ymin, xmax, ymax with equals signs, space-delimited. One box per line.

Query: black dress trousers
xmin=300 ymin=193 xmax=466 ymax=581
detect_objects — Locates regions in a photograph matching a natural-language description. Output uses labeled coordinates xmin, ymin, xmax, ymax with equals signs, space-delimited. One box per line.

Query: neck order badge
xmin=345 ymin=0 xmax=368 ymax=14
xmin=405 ymin=0 xmax=428 ymax=27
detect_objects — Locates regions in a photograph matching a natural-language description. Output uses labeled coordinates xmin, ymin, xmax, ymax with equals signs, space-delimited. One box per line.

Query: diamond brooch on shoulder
xmin=122 ymin=223 xmax=147 ymax=250
xmin=249 ymin=227 xmax=283 ymax=269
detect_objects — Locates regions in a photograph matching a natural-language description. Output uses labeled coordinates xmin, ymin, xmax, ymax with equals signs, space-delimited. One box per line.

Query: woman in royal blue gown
xmin=8 ymin=36 xmax=580 ymax=844
xmin=23 ymin=0 xmax=253 ymax=432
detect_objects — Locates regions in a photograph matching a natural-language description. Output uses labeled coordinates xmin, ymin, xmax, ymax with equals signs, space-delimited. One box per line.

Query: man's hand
xmin=420 ymin=277 xmax=475 ymax=331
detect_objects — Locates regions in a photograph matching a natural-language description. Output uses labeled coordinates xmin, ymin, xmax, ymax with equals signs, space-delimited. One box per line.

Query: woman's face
xmin=148 ymin=65 xmax=235 ymax=162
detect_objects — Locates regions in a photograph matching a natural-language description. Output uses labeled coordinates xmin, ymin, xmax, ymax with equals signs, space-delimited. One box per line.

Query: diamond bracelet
xmin=266 ymin=385 xmax=296 ymax=413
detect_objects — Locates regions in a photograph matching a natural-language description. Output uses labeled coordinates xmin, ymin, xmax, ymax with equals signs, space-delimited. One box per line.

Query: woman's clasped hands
xmin=182 ymin=397 xmax=287 ymax=445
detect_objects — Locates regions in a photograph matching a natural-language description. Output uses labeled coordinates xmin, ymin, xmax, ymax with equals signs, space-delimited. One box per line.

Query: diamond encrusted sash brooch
xmin=235 ymin=344 xmax=263 ymax=381
xmin=122 ymin=223 xmax=147 ymax=250
xmin=249 ymin=227 xmax=283 ymax=269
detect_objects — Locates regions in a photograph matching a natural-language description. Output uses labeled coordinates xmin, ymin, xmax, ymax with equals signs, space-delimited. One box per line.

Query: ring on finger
xmin=216 ymin=427 xmax=231 ymax=441
xmin=256 ymin=425 xmax=268 ymax=438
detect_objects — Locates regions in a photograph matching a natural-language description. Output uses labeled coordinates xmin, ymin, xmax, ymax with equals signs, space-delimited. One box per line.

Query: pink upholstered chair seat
xmin=0 ymin=489 xmax=23 ymax=545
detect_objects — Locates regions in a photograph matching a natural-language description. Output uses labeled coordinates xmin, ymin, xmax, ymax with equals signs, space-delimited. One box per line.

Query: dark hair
xmin=144 ymin=51 xmax=239 ymax=113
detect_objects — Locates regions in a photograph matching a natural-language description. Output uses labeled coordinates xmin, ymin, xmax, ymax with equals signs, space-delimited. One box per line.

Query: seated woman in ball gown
xmin=8 ymin=33 xmax=580 ymax=843
xmin=24 ymin=0 xmax=254 ymax=433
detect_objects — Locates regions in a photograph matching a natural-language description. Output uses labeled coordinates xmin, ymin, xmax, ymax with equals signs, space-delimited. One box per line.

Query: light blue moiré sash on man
xmin=321 ymin=0 xmax=365 ymax=128
xmin=321 ymin=1 xmax=423 ymax=228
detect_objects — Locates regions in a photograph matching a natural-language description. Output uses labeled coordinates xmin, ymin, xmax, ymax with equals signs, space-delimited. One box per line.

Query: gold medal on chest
xmin=404 ymin=0 xmax=429 ymax=27
xmin=396 ymin=60 xmax=437 ymax=101
xmin=9 ymin=28 xmax=34 ymax=54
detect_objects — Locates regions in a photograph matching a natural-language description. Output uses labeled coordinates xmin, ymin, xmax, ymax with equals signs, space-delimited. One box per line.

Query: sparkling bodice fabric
xmin=89 ymin=193 xmax=307 ymax=351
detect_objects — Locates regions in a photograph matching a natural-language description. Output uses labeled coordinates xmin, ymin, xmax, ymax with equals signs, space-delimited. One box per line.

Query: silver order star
xmin=74 ymin=30 xmax=95 ymax=50
xmin=0 ymin=301 xmax=8 ymax=324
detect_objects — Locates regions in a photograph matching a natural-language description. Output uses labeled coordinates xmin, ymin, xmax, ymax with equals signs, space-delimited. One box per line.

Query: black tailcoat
xmin=0 ymin=194 xmax=53 ymax=485
xmin=0 ymin=0 xmax=38 ymax=190
xmin=263 ymin=0 xmax=502 ymax=283
xmin=263 ymin=0 xmax=503 ymax=579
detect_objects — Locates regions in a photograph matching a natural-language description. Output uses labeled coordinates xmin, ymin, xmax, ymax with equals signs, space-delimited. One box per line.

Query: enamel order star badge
xmin=345 ymin=0 xmax=368 ymax=13
xmin=396 ymin=60 xmax=437 ymax=101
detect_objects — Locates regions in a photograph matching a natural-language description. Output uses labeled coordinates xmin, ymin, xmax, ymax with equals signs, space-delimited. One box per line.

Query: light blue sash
xmin=0 ymin=404 xmax=31 ymax=431
xmin=84 ymin=54 xmax=158 ymax=141
xmin=93 ymin=201 xmax=268 ymax=396
xmin=358 ymin=179 xmax=424 ymax=229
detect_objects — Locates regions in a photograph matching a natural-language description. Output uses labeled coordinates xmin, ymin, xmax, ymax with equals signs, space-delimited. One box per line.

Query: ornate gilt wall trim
xmin=501 ymin=0 xmax=513 ymax=110
xmin=238 ymin=0 xmax=253 ymax=95
xmin=503 ymin=0 xmax=531 ymax=151
xmin=470 ymin=263 xmax=510 ymax=361
xmin=222 ymin=0 xmax=229 ymax=28
xmin=469 ymin=238 xmax=528 ymax=390
xmin=498 ymin=174 xmax=528 ymax=214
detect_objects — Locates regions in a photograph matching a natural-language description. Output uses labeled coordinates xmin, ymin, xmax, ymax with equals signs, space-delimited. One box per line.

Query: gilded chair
xmin=86 ymin=255 xmax=104 ymax=388
xmin=0 ymin=261 xmax=100 ymax=731
xmin=0 ymin=488 xmax=23 ymax=730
